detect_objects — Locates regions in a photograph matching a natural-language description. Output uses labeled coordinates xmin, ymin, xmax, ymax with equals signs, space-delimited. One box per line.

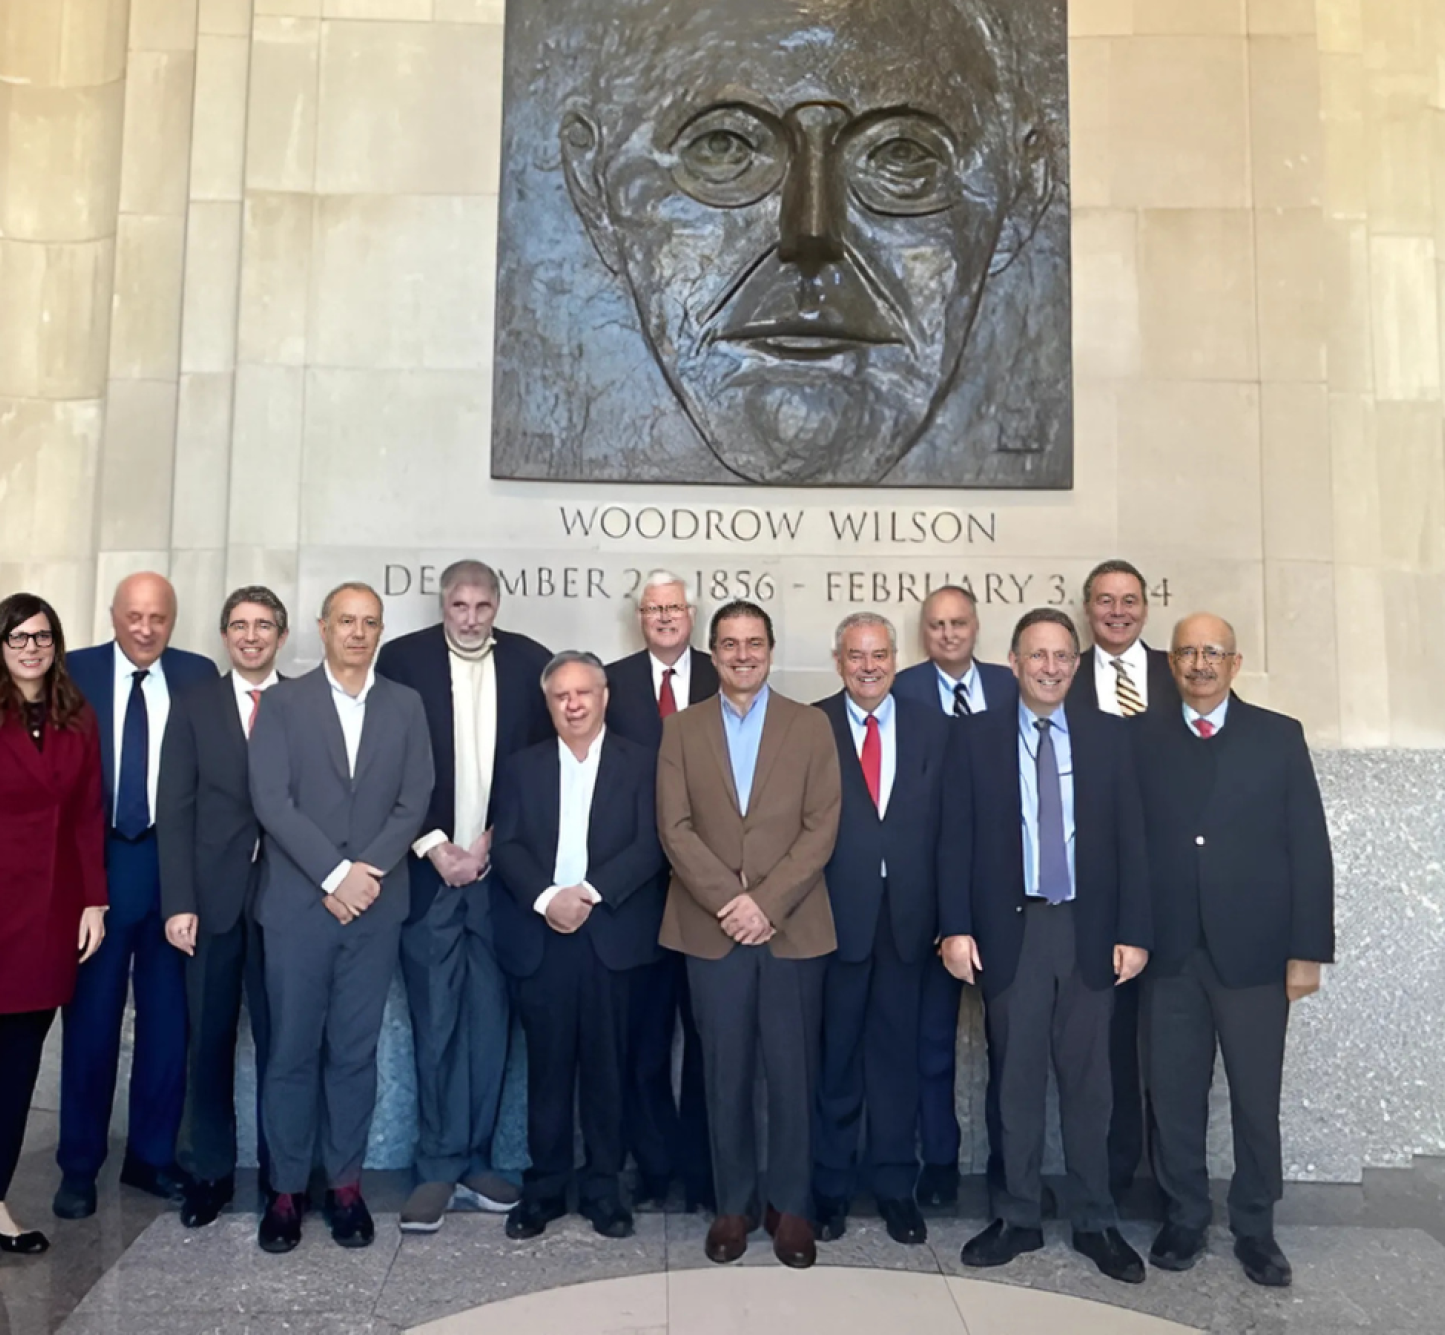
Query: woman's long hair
xmin=0 ymin=592 xmax=87 ymax=729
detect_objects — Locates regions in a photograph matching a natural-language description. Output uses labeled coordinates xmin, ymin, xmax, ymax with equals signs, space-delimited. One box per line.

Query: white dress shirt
xmin=112 ymin=646 xmax=169 ymax=823
xmin=232 ymin=669 xmax=279 ymax=737
xmin=320 ymin=663 xmax=376 ymax=894
xmin=1183 ymin=696 xmax=1230 ymax=736
xmin=533 ymin=731 xmax=606 ymax=916
xmin=1094 ymin=638 xmax=1150 ymax=716
xmin=935 ymin=661 xmax=986 ymax=715
xmin=846 ymin=691 xmax=895 ymax=875
xmin=650 ymin=650 xmax=691 ymax=707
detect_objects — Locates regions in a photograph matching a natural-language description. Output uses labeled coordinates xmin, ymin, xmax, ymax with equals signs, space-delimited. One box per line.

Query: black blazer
xmin=157 ymin=672 xmax=273 ymax=935
xmin=491 ymin=731 xmax=669 ymax=978
xmin=375 ymin=623 xmax=553 ymax=920
xmin=958 ymin=701 xmax=1150 ymax=999
xmin=1133 ymin=695 xmax=1334 ymax=987
xmin=814 ymin=692 xmax=965 ymax=965
xmin=604 ymin=647 xmax=720 ymax=751
xmin=892 ymin=658 xmax=1018 ymax=716
xmin=1068 ymin=644 xmax=1178 ymax=713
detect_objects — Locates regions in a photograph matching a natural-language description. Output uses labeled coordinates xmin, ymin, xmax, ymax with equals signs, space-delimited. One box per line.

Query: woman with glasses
xmin=0 ymin=593 xmax=107 ymax=1256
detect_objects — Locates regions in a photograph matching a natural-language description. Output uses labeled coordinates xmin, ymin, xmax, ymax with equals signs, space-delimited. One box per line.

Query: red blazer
xmin=0 ymin=703 xmax=107 ymax=1013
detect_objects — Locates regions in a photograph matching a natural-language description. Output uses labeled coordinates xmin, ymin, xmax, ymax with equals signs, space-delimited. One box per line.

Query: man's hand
xmin=78 ymin=906 xmax=107 ymax=964
xmin=333 ymin=862 xmax=383 ymax=921
xmin=428 ymin=841 xmax=483 ymax=888
xmin=323 ymin=895 xmax=354 ymax=925
xmin=1114 ymin=944 xmax=1149 ymax=985
xmin=468 ymin=829 xmax=494 ymax=879
xmin=718 ymin=892 xmax=772 ymax=947
xmin=940 ymin=934 xmax=982 ymax=985
xmin=1286 ymin=959 xmax=1322 ymax=1002
xmin=544 ymin=884 xmax=595 ymax=934
xmin=165 ymin=913 xmax=199 ymax=957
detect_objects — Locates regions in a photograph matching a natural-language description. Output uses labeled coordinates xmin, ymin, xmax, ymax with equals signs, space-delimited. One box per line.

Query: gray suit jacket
xmin=248 ymin=666 xmax=434 ymax=930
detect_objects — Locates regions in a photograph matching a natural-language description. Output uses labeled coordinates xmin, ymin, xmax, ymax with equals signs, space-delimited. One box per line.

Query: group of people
xmin=0 ymin=557 xmax=1333 ymax=1296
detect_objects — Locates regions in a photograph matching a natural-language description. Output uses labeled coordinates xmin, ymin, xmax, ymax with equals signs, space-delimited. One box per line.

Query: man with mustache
xmin=1133 ymin=614 xmax=1333 ymax=1289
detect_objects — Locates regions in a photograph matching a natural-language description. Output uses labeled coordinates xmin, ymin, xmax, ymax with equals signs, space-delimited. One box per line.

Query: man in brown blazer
xmin=657 ymin=599 xmax=841 ymax=1271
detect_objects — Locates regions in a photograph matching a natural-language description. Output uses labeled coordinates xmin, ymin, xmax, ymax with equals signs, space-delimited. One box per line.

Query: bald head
xmin=112 ymin=572 xmax=177 ymax=669
xmin=1169 ymin=612 xmax=1241 ymax=715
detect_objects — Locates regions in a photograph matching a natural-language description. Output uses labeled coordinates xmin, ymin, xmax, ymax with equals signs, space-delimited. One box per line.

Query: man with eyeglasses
xmin=1133 ymin=614 xmax=1334 ymax=1289
xmin=157 ymin=587 xmax=289 ymax=1228
xmin=604 ymin=572 xmax=718 ymax=1212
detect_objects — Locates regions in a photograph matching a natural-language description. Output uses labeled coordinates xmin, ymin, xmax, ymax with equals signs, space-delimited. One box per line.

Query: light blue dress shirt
xmin=1183 ymin=696 xmax=1230 ymax=735
xmin=935 ymin=662 xmax=985 ymax=716
xmin=721 ymin=684 xmax=770 ymax=816
xmin=1018 ymin=702 xmax=1076 ymax=901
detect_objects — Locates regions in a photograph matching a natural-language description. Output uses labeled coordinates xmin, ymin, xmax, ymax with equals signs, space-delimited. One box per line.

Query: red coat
xmin=0 ymin=704 xmax=106 ymax=1013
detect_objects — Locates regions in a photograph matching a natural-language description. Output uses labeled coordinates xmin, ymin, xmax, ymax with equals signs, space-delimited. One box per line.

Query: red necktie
xmin=247 ymin=689 xmax=262 ymax=737
xmin=658 ymin=668 xmax=677 ymax=719
xmin=1194 ymin=717 xmax=1215 ymax=739
xmin=860 ymin=714 xmax=882 ymax=810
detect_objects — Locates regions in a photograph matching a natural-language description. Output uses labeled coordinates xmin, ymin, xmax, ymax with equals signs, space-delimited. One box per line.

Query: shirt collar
xmin=934 ymin=660 xmax=978 ymax=692
xmin=650 ymin=650 xmax=689 ymax=678
xmin=116 ymin=644 xmax=165 ymax=683
xmin=558 ymin=726 xmax=606 ymax=766
xmin=1182 ymin=697 xmax=1230 ymax=730
xmin=445 ymin=633 xmax=495 ymax=662
xmin=1104 ymin=638 xmax=1148 ymax=674
xmin=845 ymin=691 xmax=895 ymax=729
xmin=324 ymin=662 xmax=375 ymax=702
xmin=1019 ymin=699 xmax=1068 ymax=738
xmin=232 ymin=669 xmax=279 ymax=704
xmin=721 ymin=682 xmax=769 ymax=722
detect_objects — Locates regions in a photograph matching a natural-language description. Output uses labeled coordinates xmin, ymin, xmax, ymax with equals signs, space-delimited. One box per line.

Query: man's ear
xmin=560 ymin=104 xmax=623 ymax=276
xmin=989 ymin=115 xmax=1058 ymax=278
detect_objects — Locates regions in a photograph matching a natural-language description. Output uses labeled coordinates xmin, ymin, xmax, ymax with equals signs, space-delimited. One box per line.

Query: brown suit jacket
xmin=657 ymin=687 xmax=841 ymax=961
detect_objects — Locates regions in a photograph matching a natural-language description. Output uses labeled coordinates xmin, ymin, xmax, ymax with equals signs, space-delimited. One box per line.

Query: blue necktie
xmin=115 ymin=669 xmax=151 ymax=838
xmin=1034 ymin=718 xmax=1070 ymax=904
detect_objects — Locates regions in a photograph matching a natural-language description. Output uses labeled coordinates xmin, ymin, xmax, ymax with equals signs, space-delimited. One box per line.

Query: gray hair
xmin=438 ymin=559 xmax=501 ymax=605
xmin=833 ymin=611 xmax=898 ymax=656
xmin=540 ymin=649 xmax=607 ymax=690
xmin=635 ymin=569 xmax=697 ymax=609
xmin=320 ymin=582 xmax=382 ymax=621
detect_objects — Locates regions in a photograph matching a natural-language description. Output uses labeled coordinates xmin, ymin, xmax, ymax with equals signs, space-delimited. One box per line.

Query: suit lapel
xmin=0 ymin=715 xmax=55 ymax=792
xmin=310 ymin=669 xmax=352 ymax=785
xmin=586 ymin=736 xmax=618 ymax=858
xmin=217 ymin=673 xmax=248 ymax=758
xmin=688 ymin=647 xmax=719 ymax=705
xmin=888 ymin=702 xmax=920 ymax=822
xmin=824 ymin=694 xmax=877 ymax=820
xmin=353 ymin=677 xmax=390 ymax=786
xmin=540 ymin=739 xmax=562 ymax=851
xmin=97 ymin=642 xmax=118 ymax=809
xmin=746 ymin=695 xmax=790 ymax=817
xmin=702 ymin=699 xmax=741 ymax=815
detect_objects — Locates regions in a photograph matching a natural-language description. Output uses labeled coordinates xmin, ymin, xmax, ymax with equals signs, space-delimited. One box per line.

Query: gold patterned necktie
xmin=1111 ymin=658 xmax=1145 ymax=717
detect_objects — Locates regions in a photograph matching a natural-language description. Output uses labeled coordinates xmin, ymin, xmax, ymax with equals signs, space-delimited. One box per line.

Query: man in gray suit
xmin=248 ymin=583 xmax=433 ymax=1254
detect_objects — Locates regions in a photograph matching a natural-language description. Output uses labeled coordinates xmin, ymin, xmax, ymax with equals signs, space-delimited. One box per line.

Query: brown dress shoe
xmin=772 ymin=1212 xmax=816 ymax=1269
xmin=763 ymin=1204 xmax=781 ymax=1237
xmin=705 ymin=1213 xmax=751 ymax=1264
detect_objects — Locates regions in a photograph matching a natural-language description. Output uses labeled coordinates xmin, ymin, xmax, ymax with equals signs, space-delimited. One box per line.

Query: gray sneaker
xmin=453 ymin=1172 xmax=521 ymax=1213
xmin=399 ymin=1180 xmax=456 ymax=1233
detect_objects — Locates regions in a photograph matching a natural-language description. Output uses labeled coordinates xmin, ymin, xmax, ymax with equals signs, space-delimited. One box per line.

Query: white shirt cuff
xmin=322 ymin=860 xmax=352 ymax=895
xmin=533 ymin=882 xmax=602 ymax=915
xmin=412 ymin=829 xmax=449 ymax=860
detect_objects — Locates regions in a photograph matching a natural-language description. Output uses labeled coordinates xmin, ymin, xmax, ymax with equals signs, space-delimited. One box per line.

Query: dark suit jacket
xmin=491 ymin=731 xmax=668 ymax=978
xmin=248 ymin=667 xmax=434 ymax=930
xmin=157 ymin=672 xmax=275 ymax=935
xmin=605 ymin=647 xmax=720 ymax=751
xmin=0 ymin=705 xmax=106 ymax=1012
xmin=893 ymin=658 xmax=1018 ymax=716
xmin=958 ymin=701 xmax=1150 ymax=1000
xmin=1133 ymin=695 xmax=1334 ymax=987
xmin=1068 ymin=644 xmax=1178 ymax=713
xmin=67 ymin=641 xmax=218 ymax=923
xmin=375 ymin=623 xmax=552 ymax=921
xmin=814 ymin=692 xmax=965 ymax=965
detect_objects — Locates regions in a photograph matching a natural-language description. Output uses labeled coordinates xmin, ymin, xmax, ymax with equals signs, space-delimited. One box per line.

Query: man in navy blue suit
xmin=56 ymin=572 xmax=217 ymax=1219
xmin=375 ymin=559 xmax=552 ymax=1233
xmin=812 ymin=612 xmax=964 ymax=1247
xmin=892 ymin=585 xmax=1015 ymax=1209
xmin=945 ymin=608 xmax=1150 ymax=1284
xmin=492 ymin=652 xmax=669 ymax=1240
xmin=604 ymin=571 xmax=717 ymax=1212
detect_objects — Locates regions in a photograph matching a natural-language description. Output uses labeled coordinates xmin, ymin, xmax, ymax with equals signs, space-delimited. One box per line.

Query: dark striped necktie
xmin=952 ymin=682 xmax=972 ymax=717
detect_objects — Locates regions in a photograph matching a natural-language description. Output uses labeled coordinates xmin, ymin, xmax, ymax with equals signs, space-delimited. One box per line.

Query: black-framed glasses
xmin=5 ymin=630 xmax=54 ymax=650
xmin=1171 ymin=646 xmax=1236 ymax=665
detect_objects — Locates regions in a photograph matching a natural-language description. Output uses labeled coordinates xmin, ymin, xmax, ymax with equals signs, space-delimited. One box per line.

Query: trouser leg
xmin=575 ymin=944 xmax=630 ymax=1210
xmin=862 ymin=907 xmax=924 ymax=1203
xmin=127 ymin=908 xmax=189 ymax=1169
xmin=812 ymin=953 xmax=870 ymax=1202
xmin=917 ymin=956 xmax=963 ymax=1168
xmin=0 ymin=1009 xmax=56 ymax=1199
xmin=758 ymin=952 xmax=825 ymax=1219
xmin=178 ymin=917 xmax=246 ymax=1182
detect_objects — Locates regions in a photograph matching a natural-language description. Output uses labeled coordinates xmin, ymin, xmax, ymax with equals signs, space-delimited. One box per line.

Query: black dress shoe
xmin=916 ymin=1162 xmax=959 ymax=1209
xmin=0 ymin=1230 xmax=50 ymax=1255
xmin=583 ymin=1198 xmax=635 ymax=1239
xmin=1074 ymin=1227 xmax=1145 ymax=1283
xmin=633 ymin=1171 xmax=671 ymax=1211
xmin=181 ymin=1175 xmax=235 ymax=1229
xmin=120 ymin=1152 xmax=185 ymax=1203
xmin=505 ymin=1195 xmax=566 ymax=1240
xmin=879 ymin=1197 xmax=928 ymax=1245
xmin=324 ymin=1187 xmax=375 ymax=1248
xmin=683 ymin=1178 xmax=716 ymax=1214
xmin=258 ymin=1193 xmax=303 ymax=1254
xmin=52 ymin=1176 xmax=97 ymax=1220
xmin=961 ymin=1218 xmax=1044 ymax=1268
xmin=1150 ymin=1222 xmax=1208 ymax=1271
xmin=814 ymin=1194 xmax=848 ymax=1241
xmin=1235 ymin=1233 xmax=1292 ymax=1287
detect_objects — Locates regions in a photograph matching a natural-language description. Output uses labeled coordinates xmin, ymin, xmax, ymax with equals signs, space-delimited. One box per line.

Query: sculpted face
xmin=563 ymin=0 xmax=1047 ymax=484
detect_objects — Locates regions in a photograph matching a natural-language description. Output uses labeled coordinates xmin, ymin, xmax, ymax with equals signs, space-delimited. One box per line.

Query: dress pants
xmin=262 ymin=903 xmax=400 ymax=1193
xmin=623 ymin=949 xmax=711 ymax=1194
xmin=399 ymin=876 xmax=514 ymax=1186
xmin=1108 ymin=976 xmax=1146 ymax=1194
xmin=177 ymin=900 xmax=270 ymax=1185
xmin=986 ymin=901 xmax=1116 ymax=1232
xmin=0 ymin=1009 xmax=55 ymax=1198
xmin=59 ymin=833 xmax=187 ymax=1179
xmin=815 ymin=894 xmax=925 ymax=1202
xmin=919 ymin=957 xmax=1003 ymax=1180
xmin=514 ymin=928 xmax=630 ymax=1208
xmin=687 ymin=946 xmax=826 ymax=1220
xmin=1145 ymin=948 xmax=1289 ymax=1239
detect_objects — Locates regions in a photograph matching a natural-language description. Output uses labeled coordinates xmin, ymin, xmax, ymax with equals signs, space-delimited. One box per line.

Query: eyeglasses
xmin=227 ymin=619 xmax=279 ymax=635
xmin=5 ymin=630 xmax=54 ymax=650
xmin=1023 ymin=649 xmax=1078 ymax=667
xmin=1171 ymin=646 xmax=1237 ymax=665
xmin=640 ymin=603 xmax=689 ymax=618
